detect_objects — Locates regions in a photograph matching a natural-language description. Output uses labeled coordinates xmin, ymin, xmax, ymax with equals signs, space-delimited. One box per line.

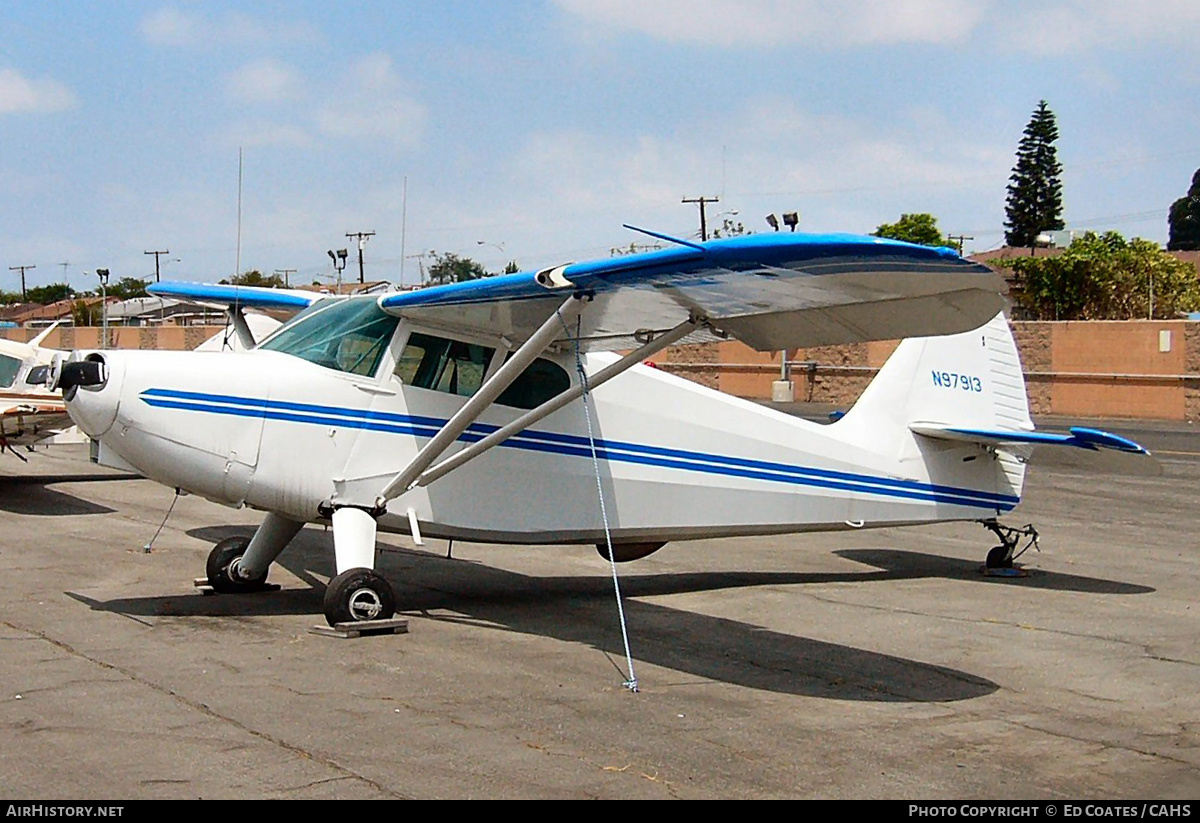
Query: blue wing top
xmin=147 ymin=281 xmax=323 ymax=311
xmin=147 ymin=232 xmax=1006 ymax=353
xmin=378 ymin=232 xmax=1006 ymax=352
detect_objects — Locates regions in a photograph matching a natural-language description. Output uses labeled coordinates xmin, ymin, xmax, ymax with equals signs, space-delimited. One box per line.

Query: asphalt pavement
xmin=1 ymin=424 xmax=1197 ymax=799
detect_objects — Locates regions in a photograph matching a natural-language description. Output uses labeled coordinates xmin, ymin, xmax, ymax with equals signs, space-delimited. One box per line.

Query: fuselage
xmin=65 ymin=299 xmax=1021 ymax=544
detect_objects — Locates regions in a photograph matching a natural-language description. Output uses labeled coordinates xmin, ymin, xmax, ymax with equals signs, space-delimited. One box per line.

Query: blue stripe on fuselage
xmin=138 ymin=387 xmax=1018 ymax=512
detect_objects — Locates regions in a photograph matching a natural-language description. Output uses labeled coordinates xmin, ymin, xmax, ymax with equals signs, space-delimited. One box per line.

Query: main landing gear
xmin=202 ymin=508 xmax=398 ymax=628
xmin=979 ymin=519 xmax=1039 ymax=572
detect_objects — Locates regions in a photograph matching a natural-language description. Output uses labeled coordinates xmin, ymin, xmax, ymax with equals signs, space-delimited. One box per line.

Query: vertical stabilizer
xmin=833 ymin=312 xmax=1031 ymax=496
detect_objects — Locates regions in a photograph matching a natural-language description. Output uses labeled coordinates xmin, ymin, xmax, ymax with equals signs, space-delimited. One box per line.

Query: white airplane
xmin=2 ymin=317 xmax=279 ymax=463
xmin=51 ymin=230 xmax=1155 ymax=627
xmin=1 ymin=324 xmax=73 ymax=459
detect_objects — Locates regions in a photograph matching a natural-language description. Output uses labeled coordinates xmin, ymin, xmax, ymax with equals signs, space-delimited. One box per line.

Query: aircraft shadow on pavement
xmin=834 ymin=548 xmax=1155 ymax=595
xmin=0 ymin=475 xmax=118 ymax=516
xmin=63 ymin=526 xmax=1014 ymax=704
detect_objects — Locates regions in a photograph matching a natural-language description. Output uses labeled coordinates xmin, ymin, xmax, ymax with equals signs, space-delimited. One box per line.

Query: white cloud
xmin=220 ymin=120 xmax=313 ymax=149
xmin=491 ymin=96 xmax=1011 ymax=262
xmin=992 ymin=0 xmax=1200 ymax=54
xmin=227 ymin=59 xmax=303 ymax=105
xmin=314 ymin=54 xmax=426 ymax=147
xmin=0 ymin=68 xmax=76 ymax=114
xmin=555 ymin=0 xmax=1200 ymax=52
xmin=139 ymin=7 xmax=204 ymax=46
xmin=554 ymin=0 xmax=988 ymax=47
xmin=140 ymin=7 xmax=316 ymax=48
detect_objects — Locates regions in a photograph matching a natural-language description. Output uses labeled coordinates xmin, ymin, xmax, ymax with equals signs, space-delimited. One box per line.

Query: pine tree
xmin=1167 ymin=168 xmax=1200 ymax=251
xmin=1004 ymin=100 xmax=1065 ymax=248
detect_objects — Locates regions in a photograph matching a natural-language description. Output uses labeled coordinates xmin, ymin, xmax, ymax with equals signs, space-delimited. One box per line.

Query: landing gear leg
xmin=979 ymin=519 xmax=1039 ymax=571
xmin=205 ymin=512 xmax=303 ymax=594
xmin=323 ymin=506 xmax=396 ymax=627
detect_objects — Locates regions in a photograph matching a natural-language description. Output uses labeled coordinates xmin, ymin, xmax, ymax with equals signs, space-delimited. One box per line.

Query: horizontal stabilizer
xmin=910 ymin=423 xmax=1161 ymax=476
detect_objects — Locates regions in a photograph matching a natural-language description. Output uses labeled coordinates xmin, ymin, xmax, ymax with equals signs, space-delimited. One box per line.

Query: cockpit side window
xmin=393 ymin=330 xmax=572 ymax=409
xmin=495 ymin=357 xmax=571 ymax=410
xmin=395 ymin=332 xmax=495 ymax=397
xmin=0 ymin=353 xmax=21 ymax=388
xmin=258 ymin=298 xmax=399 ymax=376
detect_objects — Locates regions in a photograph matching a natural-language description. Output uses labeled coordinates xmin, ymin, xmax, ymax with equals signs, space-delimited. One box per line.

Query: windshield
xmin=258 ymin=297 xmax=399 ymax=376
xmin=0 ymin=353 xmax=20 ymax=388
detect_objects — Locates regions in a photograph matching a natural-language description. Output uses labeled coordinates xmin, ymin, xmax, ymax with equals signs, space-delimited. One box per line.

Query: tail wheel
xmin=324 ymin=568 xmax=396 ymax=626
xmin=206 ymin=536 xmax=268 ymax=593
xmin=985 ymin=544 xmax=1014 ymax=569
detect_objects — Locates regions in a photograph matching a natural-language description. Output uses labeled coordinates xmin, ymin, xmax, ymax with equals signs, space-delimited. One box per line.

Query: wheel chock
xmin=192 ymin=578 xmax=281 ymax=595
xmin=309 ymin=617 xmax=409 ymax=638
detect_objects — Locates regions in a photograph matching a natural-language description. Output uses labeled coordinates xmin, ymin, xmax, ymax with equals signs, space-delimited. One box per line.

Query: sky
xmin=1 ymin=1 xmax=1198 ymax=295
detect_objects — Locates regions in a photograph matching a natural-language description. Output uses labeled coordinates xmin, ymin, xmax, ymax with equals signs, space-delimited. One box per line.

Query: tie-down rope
xmin=563 ymin=310 xmax=638 ymax=692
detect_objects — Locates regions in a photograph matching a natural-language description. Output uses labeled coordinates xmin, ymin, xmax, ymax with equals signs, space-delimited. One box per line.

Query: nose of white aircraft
xmin=62 ymin=352 xmax=123 ymax=438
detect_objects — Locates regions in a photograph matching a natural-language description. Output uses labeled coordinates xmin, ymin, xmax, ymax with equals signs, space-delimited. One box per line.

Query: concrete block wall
xmin=0 ymin=325 xmax=216 ymax=351
xmin=652 ymin=320 xmax=1200 ymax=422
xmin=7 ymin=321 xmax=1200 ymax=421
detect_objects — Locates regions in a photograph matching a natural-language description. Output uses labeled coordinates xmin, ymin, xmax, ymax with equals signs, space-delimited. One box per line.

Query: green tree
xmin=1002 ymin=231 xmax=1200 ymax=320
xmin=710 ymin=217 xmax=750 ymax=238
xmin=71 ymin=299 xmax=102 ymax=326
xmin=26 ymin=283 xmax=75 ymax=305
xmin=222 ymin=269 xmax=286 ymax=288
xmin=108 ymin=277 xmax=150 ymax=300
xmin=610 ymin=242 xmax=664 ymax=257
xmin=872 ymin=213 xmax=952 ymax=248
xmin=1167 ymin=168 xmax=1200 ymax=251
xmin=1005 ymin=100 xmax=1065 ymax=248
xmin=0 ymin=290 xmax=23 ymax=305
xmin=425 ymin=252 xmax=488 ymax=286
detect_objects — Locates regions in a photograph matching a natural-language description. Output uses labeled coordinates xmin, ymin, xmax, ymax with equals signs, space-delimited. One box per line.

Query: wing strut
xmin=361 ymin=294 xmax=590 ymax=507
xmin=416 ymin=315 xmax=701 ymax=488
xmin=227 ymin=306 xmax=256 ymax=350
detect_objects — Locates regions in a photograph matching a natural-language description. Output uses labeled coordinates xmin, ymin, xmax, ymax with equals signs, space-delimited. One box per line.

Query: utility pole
xmin=682 ymin=196 xmax=719 ymax=241
xmin=144 ymin=249 xmax=170 ymax=282
xmin=9 ymin=264 xmax=35 ymax=301
xmin=346 ymin=231 xmax=375 ymax=283
xmin=275 ymin=268 xmax=296 ymax=288
xmin=946 ymin=235 xmax=974 ymax=256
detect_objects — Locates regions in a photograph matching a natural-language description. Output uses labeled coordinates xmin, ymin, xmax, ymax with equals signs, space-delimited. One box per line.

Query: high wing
xmin=146 ymin=282 xmax=324 ymax=348
xmin=377 ymin=231 xmax=1007 ymax=352
xmin=910 ymin=423 xmax=1160 ymax=476
xmin=146 ymin=282 xmax=323 ymax=312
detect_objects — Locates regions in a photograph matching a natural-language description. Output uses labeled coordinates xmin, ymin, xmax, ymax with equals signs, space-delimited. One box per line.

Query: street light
xmin=327 ymin=249 xmax=348 ymax=292
xmin=96 ymin=269 xmax=110 ymax=349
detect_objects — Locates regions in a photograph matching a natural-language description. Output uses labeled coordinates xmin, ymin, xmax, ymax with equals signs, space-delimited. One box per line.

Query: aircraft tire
xmin=324 ymin=568 xmax=396 ymax=626
xmin=985 ymin=545 xmax=1013 ymax=570
xmin=206 ymin=536 xmax=268 ymax=594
